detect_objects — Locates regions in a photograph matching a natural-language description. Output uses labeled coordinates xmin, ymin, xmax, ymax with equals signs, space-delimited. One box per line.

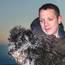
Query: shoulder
xmin=31 ymin=17 xmax=40 ymax=29
xmin=30 ymin=17 xmax=43 ymax=33
xmin=59 ymin=23 xmax=65 ymax=38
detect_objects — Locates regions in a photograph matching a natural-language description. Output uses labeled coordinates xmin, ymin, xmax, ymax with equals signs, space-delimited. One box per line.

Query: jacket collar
xmin=59 ymin=27 xmax=65 ymax=38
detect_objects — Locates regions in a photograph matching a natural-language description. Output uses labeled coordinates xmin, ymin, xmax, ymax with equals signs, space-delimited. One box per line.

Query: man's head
xmin=39 ymin=3 xmax=60 ymax=18
xmin=39 ymin=3 xmax=62 ymax=37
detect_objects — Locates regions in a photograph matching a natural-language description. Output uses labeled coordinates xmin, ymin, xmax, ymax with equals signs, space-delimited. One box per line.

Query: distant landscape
xmin=0 ymin=43 xmax=18 ymax=65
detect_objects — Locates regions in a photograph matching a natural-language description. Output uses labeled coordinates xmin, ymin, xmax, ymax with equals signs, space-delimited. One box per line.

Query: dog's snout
xmin=8 ymin=48 xmax=14 ymax=55
xmin=8 ymin=51 xmax=12 ymax=55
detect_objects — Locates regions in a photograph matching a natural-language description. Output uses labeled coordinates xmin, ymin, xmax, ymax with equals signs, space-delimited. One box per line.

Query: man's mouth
xmin=45 ymin=27 xmax=51 ymax=31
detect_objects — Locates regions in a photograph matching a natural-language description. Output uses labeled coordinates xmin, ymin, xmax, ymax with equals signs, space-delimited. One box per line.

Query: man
xmin=30 ymin=3 xmax=65 ymax=65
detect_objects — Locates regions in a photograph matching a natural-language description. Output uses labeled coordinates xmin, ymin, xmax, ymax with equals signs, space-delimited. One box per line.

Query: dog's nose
xmin=8 ymin=51 xmax=12 ymax=55
xmin=8 ymin=49 xmax=14 ymax=55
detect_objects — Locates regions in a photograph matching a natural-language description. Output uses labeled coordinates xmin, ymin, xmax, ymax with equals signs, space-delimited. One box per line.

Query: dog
xmin=8 ymin=25 xmax=45 ymax=65
xmin=8 ymin=25 xmax=65 ymax=65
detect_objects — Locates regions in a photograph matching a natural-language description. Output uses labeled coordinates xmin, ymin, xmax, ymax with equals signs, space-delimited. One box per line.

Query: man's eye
xmin=48 ymin=18 xmax=54 ymax=21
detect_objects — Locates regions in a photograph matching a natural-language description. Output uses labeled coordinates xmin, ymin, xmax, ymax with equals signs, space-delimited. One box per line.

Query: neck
xmin=53 ymin=30 xmax=60 ymax=38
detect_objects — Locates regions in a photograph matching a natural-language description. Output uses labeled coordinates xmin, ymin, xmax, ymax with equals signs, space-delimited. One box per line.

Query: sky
xmin=0 ymin=0 xmax=65 ymax=43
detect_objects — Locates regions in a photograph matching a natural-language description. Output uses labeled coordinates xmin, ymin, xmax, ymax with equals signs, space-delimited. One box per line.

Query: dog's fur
xmin=8 ymin=25 xmax=65 ymax=65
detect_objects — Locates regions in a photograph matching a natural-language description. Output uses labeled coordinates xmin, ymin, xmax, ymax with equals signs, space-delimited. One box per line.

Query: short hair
xmin=39 ymin=3 xmax=60 ymax=17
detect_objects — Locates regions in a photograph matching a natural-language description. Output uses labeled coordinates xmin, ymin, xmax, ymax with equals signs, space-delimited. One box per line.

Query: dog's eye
xmin=20 ymin=35 xmax=29 ymax=43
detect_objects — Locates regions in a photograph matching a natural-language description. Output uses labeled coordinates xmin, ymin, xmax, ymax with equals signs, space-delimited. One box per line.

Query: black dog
xmin=8 ymin=25 xmax=45 ymax=65
xmin=8 ymin=25 xmax=65 ymax=65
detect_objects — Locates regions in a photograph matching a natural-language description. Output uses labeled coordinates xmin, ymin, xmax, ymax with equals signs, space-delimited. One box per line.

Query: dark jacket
xmin=30 ymin=17 xmax=65 ymax=65
xmin=31 ymin=17 xmax=65 ymax=38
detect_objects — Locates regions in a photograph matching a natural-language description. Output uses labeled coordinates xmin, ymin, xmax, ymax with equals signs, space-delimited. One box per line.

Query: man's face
xmin=39 ymin=9 xmax=61 ymax=35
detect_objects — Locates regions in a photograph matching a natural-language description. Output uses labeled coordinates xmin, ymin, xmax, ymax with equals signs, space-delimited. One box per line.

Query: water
xmin=0 ymin=43 xmax=18 ymax=65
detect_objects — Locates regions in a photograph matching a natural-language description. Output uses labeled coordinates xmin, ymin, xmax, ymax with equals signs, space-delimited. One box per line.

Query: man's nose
xmin=44 ymin=21 xmax=48 ymax=26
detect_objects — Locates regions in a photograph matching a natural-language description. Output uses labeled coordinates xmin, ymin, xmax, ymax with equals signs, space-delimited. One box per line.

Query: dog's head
xmin=8 ymin=25 xmax=39 ymax=64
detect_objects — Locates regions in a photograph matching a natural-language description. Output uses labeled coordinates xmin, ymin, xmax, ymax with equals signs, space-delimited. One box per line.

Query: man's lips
xmin=45 ymin=27 xmax=51 ymax=31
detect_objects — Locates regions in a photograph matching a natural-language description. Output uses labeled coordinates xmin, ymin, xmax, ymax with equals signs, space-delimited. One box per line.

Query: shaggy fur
xmin=8 ymin=25 xmax=65 ymax=65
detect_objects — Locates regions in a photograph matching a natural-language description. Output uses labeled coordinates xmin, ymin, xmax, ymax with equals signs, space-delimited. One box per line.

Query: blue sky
xmin=0 ymin=0 xmax=65 ymax=43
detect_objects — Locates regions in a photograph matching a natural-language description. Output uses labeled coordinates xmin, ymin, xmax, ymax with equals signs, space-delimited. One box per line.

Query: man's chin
xmin=43 ymin=30 xmax=52 ymax=35
xmin=44 ymin=31 xmax=53 ymax=35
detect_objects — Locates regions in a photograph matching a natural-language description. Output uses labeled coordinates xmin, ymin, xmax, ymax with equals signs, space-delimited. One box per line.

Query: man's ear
xmin=58 ymin=16 xmax=62 ymax=24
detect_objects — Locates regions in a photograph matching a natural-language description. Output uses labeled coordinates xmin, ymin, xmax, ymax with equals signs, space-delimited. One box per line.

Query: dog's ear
xmin=8 ymin=25 xmax=26 ymax=42
xmin=8 ymin=26 xmax=20 ymax=42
